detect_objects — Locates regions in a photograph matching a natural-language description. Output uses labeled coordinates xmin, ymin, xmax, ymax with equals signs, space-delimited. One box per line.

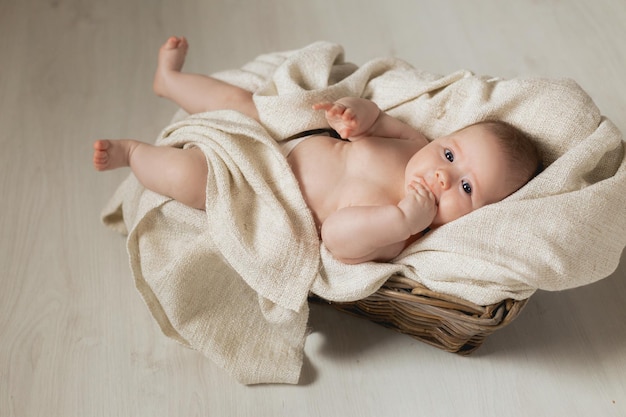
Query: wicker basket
xmin=311 ymin=275 xmax=528 ymax=355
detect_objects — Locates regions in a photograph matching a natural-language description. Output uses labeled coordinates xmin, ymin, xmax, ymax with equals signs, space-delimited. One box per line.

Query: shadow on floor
xmin=476 ymin=254 xmax=626 ymax=362
xmin=306 ymin=251 xmax=626 ymax=368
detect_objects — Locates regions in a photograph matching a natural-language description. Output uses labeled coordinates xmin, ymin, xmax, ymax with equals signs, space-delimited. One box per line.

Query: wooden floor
xmin=2 ymin=0 xmax=625 ymax=416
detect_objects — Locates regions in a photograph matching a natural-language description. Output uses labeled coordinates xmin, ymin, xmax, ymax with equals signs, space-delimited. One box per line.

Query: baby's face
xmin=405 ymin=124 xmax=512 ymax=227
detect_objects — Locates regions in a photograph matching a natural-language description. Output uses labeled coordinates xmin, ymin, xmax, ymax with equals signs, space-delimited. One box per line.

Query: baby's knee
xmin=230 ymin=90 xmax=259 ymax=121
xmin=166 ymin=148 xmax=207 ymax=209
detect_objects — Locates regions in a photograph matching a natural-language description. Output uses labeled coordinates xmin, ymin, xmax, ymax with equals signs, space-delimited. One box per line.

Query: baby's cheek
xmin=434 ymin=198 xmax=471 ymax=226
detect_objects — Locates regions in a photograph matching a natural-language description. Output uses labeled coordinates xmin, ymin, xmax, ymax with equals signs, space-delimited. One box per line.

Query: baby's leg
xmin=153 ymin=36 xmax=259 ymax=120
xmin=93 ymin=139 xmax=208 ymax=210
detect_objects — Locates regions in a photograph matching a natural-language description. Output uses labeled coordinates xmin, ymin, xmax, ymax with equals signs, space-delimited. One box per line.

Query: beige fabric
xmin=102 ymin=111 xmax=319 ymax=385
xmin=102 ymin=41 xmax=626 ymax=384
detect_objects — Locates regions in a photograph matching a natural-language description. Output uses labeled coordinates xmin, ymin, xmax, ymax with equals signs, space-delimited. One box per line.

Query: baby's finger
xmin=408 ymin=179 xmax=426 ymax=193
xmin=415 ymin=177 xmax=433 ymax=193
xmin=409 ymin=180 xmax=436 ymax=202
xmin=312 ymin=102 xmax=333 ymax=111
xmin=327 ymin=103 xmax=347 ymax=117
xmin=338 ymin=129 xmax=350 ymax=138
xmin=341 ymin=107 xmax=356 ymax=121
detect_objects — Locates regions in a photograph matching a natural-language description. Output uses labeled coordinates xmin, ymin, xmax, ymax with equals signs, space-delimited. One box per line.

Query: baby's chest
xmin=288 ymin=136 xmax=407 ymax=213
xmin=339 ymin=175 xmax=397 ymax=208
xmin=341 ymin=149 xmax=408 ymax=205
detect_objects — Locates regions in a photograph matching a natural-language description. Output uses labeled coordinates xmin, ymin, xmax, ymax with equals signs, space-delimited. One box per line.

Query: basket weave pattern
xmin=312 ymin=276 xmax=528 ymax=354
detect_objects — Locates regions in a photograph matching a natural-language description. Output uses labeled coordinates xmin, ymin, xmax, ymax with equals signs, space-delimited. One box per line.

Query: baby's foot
xmin=153 ymin=36 xmax=188 ymax=97
xmin=93 ymin=139 xmax=134 ymax=171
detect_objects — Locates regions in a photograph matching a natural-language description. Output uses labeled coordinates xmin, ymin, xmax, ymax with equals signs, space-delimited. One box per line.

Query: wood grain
xmin=1 ymin=0 xmax=624 ymax=416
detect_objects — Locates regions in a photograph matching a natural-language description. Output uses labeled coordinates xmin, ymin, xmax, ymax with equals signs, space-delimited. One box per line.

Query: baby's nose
xmin=435 ymin=169 xmax=450 ymax=190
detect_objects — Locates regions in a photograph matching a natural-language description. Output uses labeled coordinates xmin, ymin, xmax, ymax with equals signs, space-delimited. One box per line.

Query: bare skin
xmin=94 ymin=36 xmax=513 ymax=264
xmin=152 ymin=36 xmax=258 ymax=118
xmin=93 ymin=139 xmax=208 ymax=210
xmin=293 ymin=101 xmax=511 ymax=263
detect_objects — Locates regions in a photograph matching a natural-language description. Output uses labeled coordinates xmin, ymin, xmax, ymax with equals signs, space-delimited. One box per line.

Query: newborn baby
xmin=94 ymin=36 xmax=542 ymax=264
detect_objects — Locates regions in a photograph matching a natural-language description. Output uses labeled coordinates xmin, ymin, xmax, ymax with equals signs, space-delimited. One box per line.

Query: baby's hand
xmin=312 ymin=101 xmax=359 ymax=138
xmin=397 ymin=178 xmax=437 ymax=234
xmin=312 ymin=97 xmax=380 ymax=139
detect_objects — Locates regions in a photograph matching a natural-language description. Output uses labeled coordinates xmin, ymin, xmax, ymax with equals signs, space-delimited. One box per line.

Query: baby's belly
xmin=286 ymin=135 xmax=349 ymax=228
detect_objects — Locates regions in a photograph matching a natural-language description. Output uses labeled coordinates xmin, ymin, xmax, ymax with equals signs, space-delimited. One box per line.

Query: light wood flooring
xmin=1 ymin=0 xmax=625 ymax=416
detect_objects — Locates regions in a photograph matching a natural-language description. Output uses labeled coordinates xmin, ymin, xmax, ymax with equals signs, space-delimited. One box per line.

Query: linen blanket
xmin=102 ymin=41 xmax=626 ymax=384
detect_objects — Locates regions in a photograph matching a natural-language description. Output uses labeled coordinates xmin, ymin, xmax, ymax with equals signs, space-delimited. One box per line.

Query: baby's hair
xmin=463 ymin=120 xmax=543 ymax=195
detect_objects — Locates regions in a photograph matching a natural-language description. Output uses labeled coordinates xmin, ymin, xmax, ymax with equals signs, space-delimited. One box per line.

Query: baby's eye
xmin=444 ymin=149 xmax=454 ymax=162
xmin=462 ymin=180 xmax=472 ymax=195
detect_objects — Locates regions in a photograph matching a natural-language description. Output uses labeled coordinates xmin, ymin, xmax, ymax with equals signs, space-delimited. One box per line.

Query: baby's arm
xmin=314 ymin=97 xmax=429 ymax=146
xmin=321 ymin=179 xmax=437 ymax=264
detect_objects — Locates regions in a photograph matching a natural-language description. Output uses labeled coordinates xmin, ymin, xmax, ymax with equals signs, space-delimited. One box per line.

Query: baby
xmin=94 ymin=36 xmax=542 ymax=264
